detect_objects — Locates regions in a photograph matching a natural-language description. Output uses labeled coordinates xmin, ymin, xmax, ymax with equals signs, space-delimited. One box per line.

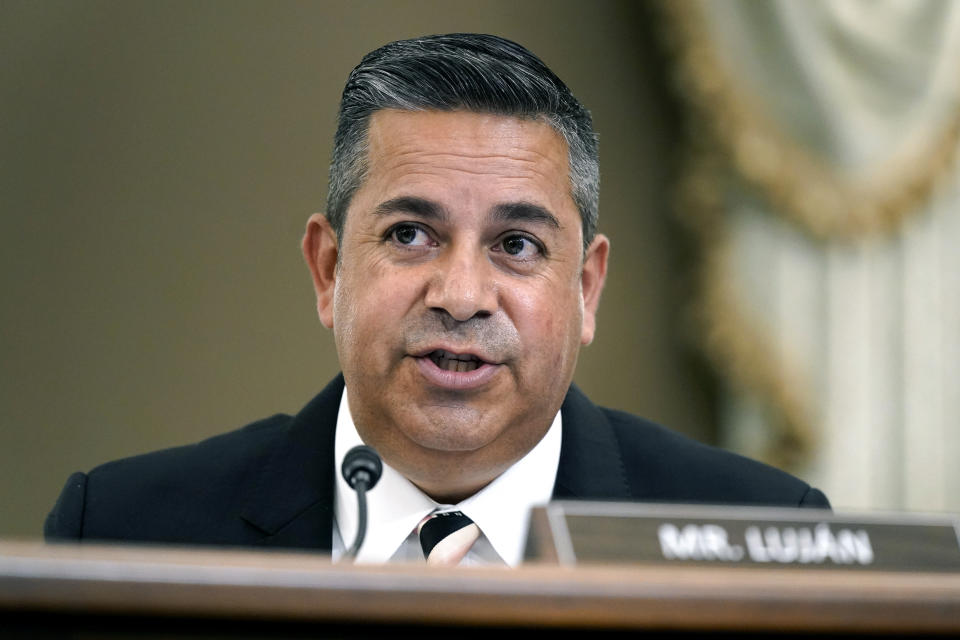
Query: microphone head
xmin=341 ymin=445 xmax=383 ymax=491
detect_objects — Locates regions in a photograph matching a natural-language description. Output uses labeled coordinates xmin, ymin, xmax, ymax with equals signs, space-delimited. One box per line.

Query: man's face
xmin=304 ymin=109 xmax=607 ymax=501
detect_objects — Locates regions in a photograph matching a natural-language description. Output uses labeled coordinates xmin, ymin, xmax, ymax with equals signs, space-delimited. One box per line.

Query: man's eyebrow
xmin=491 ymin=202 xmax=561 ymax=229
xmin=373 ymin=196 xmax=448 ymax=221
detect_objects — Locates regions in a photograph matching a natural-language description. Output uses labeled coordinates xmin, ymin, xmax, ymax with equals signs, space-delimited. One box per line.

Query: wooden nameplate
xmin=525 ymin=501 xmax=960 ymax=572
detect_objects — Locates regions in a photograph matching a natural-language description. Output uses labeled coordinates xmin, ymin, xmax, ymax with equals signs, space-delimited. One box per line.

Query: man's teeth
xmin=430 ymin=350 xmax=482 ymax=372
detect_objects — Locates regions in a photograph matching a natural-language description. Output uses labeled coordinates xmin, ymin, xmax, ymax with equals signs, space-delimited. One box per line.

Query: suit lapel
xmin=237 ymin=378 xmax=627 ymax=550
xmin=553 ymin=384 xmax=633 ymax=500
xmin=239 ymin=375 xmax=344 ymax=551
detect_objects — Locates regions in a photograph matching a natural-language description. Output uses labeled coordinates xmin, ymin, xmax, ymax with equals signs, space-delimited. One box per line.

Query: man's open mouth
xmin=428 ymin=349 xmax=485 ymax=373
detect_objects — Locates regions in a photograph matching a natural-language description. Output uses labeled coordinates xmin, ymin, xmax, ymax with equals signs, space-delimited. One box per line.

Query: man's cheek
xmin=516 ymin=288 xmax=567 ymax=335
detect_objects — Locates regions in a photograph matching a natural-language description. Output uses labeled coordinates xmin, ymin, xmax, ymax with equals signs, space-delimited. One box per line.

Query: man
xmin=45 ymin=34 xmax=829 ymax=567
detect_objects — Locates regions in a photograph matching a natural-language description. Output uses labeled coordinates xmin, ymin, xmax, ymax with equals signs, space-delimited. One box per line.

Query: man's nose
xmin=423 ymin=246 xmax=498 ymax=322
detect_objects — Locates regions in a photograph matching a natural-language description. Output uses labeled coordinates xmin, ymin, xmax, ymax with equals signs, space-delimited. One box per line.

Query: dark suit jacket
xmin=45 ymin=375 xmax=830 ymax=550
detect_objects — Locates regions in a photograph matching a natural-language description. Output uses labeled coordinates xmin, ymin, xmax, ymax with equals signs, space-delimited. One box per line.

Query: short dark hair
xmin=326 ymin=33 xmax=600 ymax=250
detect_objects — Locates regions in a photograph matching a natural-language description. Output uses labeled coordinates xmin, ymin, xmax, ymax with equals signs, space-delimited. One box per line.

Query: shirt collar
xmin=333 ymin=388 xmax=561 ymax=566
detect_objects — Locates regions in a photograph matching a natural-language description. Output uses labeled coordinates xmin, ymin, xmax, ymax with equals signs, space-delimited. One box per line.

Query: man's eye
xmin=497 ymin=234 xmax=542 ymax=259
xmin=389 ymin=224 xmax=430 ymax=246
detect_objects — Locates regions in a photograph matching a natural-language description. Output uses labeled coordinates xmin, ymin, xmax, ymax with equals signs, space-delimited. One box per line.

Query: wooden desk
xmin=2 ymin=540 xmax=959 ymax=637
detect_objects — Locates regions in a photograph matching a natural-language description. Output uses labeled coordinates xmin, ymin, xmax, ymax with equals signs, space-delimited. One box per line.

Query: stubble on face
xmin=329 ymin=109 xmax=593 ymax=501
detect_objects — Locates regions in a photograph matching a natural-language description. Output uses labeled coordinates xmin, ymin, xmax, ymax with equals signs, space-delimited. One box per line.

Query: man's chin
xmin=398 ymin=407 xmax=504 ymax=453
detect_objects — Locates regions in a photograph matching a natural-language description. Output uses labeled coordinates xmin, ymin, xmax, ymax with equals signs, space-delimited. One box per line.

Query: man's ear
xmin=302 ymin=213 xmax=339 ymax=329
xmin=580 ymin=233 xmax=609 ymax=345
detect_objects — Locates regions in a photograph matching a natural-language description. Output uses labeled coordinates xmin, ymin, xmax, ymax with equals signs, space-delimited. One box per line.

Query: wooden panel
xmin=2 ymin=540 xmax=960 ymax=637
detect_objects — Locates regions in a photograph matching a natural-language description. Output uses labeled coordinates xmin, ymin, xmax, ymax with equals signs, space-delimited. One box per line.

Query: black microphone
xmin=340 ymin=444 xmax=383 ymax=561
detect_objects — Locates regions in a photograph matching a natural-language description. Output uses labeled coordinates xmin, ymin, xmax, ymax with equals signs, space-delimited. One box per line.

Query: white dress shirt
xmin=332 ymin=388 xmax=561 ymax=567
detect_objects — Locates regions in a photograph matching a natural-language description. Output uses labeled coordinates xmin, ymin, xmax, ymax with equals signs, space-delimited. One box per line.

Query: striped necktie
xmin=418 ymin=511 xmax=480 ymax=566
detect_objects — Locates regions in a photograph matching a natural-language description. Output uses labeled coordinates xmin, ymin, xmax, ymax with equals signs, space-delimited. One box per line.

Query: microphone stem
xmin=344 ymin=482 xmax=368 ymax=561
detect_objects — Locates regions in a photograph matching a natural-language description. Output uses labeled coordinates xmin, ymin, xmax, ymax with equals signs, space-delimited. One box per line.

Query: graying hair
xmin=326 ymin=33 xmax=600 ymax=250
